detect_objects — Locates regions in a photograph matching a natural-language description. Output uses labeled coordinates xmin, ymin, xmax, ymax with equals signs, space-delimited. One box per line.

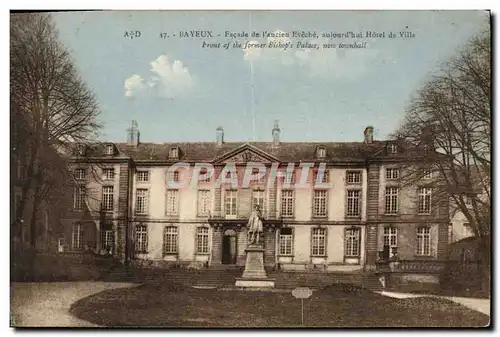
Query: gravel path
xmin=11 ymin=282 xmax=136 ymax=327
xmin=376 ymin=291 xmax=491 ymax=316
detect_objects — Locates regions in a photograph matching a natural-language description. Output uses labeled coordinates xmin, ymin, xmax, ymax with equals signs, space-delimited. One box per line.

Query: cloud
xmin=243 ymin=30 xmax=380 ymax=80
xmin=124 ymin=54 xmax=194 ymax=99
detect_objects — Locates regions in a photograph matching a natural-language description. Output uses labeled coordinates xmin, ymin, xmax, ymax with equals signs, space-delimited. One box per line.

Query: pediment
xmin=214 ymin=143 xmax=280 ymax=164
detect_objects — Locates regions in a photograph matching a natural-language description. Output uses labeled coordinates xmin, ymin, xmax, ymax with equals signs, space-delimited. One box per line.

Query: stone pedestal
xmin=235 ymin=244 xmax=275 ymax=288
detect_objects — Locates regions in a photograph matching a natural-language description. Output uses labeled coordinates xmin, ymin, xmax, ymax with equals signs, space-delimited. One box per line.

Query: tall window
xmin=346 ymin=171 xmax=361 ymax=184
xmin=386 ymin=168 xmax=399 ymax=180
xmin=165 ymin=189 xmax=179 ymax=216
xmin=135 ymin=225 xmax=148 ymax=253
xmin=346 ymin=190 xmax=361 ymax=217
xmin=311 ymin=228 xmax=326 ymax=256
xmin=74 ymin=185 xmax=86 ymax=211
xmin=101 ymin=230 xmax=114 ymax=254
xmin=345 ymin=227 xmax=361 ymax=257
xmin=196 ymin=227 xmax=209 ymax=254
xmin=169 ymin=147 xmax=178 ymax=158
xmin=385 ymin=187 xmax=399 ymax=214
xmin=135 ymin=189 xmax=149 ymax=215
xmin=252 ymin=190 xmax=265 ymax=212
xmin=313 ymin=190 xmax=328 ymax=217
xmin=418 ymin=187 xmax=432 ymax=214
xmin=448 ymin=223 xmax=453 ymax=244
xmin=314 ymin=169 xmax=329 ymax=184
xmin=72 ymin=223 xmax=84 ymax=250
xmin=197 ymin=190 xmax=211 ymax=216
xmin=383 ymin=227 xmax=398 ymax=247
xmin=252 ymin=168 xmax=266 ymax=184
xmin=279 ymin=227 xmax=293 ymax=256
xmin=283 ymin=170 xmax=296 ymax=185
xmin=102 ymin=186 xmax=114 ymax=211
xmin=224 ymin=190 xmax=237 ymax=216
xmin=389 ymin=143 xmax=398 ymax=154
xmin=316 ymin=147 xmax=326 ymax=158
xmin=281 ymin=190 xmax=295 ymax=217
xmin=199 ymin=168 xmax=211 ymax=183
xmin=137 ymin=171 xmax=149 ymax=183
xmin=163 ymin=226 xmax=178 ymax=254
xmin=103 ymin=168 xmax=115 ymax=180
xmin=416 ymin=227 xmax=431 ymax=255
xmin=75 ymin=168 xmax=86 ymax=180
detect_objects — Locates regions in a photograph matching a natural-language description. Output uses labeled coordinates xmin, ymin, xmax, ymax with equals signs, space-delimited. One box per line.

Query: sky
xmin=52 ymin=10 xmax=489 ymax=143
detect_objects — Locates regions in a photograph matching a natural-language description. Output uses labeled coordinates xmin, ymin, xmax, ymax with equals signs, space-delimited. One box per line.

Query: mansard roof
xmin=113 ymin=141 xmax=388 ymax=163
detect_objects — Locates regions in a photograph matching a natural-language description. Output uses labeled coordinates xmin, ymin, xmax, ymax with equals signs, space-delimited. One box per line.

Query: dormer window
xmin=389 ymin=143 xmax=398 ymax=154
xmin=316 ymin=146 xmax=326 ymax=158
xmin=77 ymin=144 xmax=86 ymax=156
xmin=169 ymin=147 xmax=179 ymax=159
xmin=105 ymin=144 xmax=114 ymax=155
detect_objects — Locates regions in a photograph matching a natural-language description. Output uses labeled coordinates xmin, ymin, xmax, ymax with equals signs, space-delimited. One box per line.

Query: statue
xmin=247 ymin=204 xmax=264 ymax=245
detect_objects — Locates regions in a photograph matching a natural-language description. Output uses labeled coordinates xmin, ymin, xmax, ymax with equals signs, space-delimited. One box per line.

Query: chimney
xmin=216 ymin=126 xmax=224 ymax=146
xmin=127 ymin=120 xmax=140 ymax=147
xmin=272 ymin=120 xmax=281 ymax=145
xmin=364 ymin=126 xmax=374 ymax=144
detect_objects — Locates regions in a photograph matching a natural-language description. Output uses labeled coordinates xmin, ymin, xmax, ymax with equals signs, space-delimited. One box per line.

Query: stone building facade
xmin=62 ymin=121 xmax=450 ymax=273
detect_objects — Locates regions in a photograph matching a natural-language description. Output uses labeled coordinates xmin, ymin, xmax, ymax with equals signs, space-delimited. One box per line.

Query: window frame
xmin=196 ymin=227 xmax=210 ymax=254
xmin=165 ymin=189 xmax=179 ymax=216
xmin=197 ymin=189 xmax=212 ymax=217
xmin=278 ymin=227 xmax=294 ymax=256
xmin=346 ymin=170 xmax=362 ymax=185
xmin=383 ymin=227 xmax=398 ymax=248
xmin=346 ymin=189 xmax=361 ymax=217
xmin=163 ymin=226 xmax=179 ymax=254
xmin=75 ymin=168 xmax=86 ymax=181
xmin=72 ymin=223 xmax=84 ymax=250
xmin=137 ymin=170 xmax=150 ymax=183
xmin=73 ymin=185 xmax=86 ymax=211
xmin=135 ymin=225 xmax=148 ymax=253
xmin=384 ymin=186 xmax=399 ymax=215
xmin=344 ymin=227 xmax=361 ymax=258
xmin=386 ymin=168 xmax=400 ymax=180
xmin=103 ymin=168 xmax=115 ymax=181
xmin=224 ymin=189 xmax=238 ymax=216
xmin=252 ymin=189 xmax=266 ymax=214
xmin=311 ymin=227 xmax=327 ymax=257
xmin=280 ymin=189 xmax=295 ymax=218
xmin=101 ymin=186 xmax=114 ymax=212
xmin=416 ymin=226 xmax=431 ymax=256
xmin=135 ymin=188 xmax=149 ymax=215
xmin=105 ymin=144 xmax=114 ymax=155
xmin=417 ymin=187 xmax=432 ymax=214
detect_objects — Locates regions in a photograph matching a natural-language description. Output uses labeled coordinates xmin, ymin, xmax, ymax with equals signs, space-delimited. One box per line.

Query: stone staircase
xmin=100 ymin=264 xmax=384 ymax=291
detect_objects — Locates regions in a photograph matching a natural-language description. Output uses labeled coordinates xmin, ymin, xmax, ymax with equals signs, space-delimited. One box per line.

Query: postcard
xmin=10 ymin=9 xmax=491 ymax=328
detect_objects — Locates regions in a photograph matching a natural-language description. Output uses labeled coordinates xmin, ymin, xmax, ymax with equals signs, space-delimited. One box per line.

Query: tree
xmin=10 ymin=13 xmax=101 ymax=251
xmin=393 ymin=30 xmax=491 ymax=290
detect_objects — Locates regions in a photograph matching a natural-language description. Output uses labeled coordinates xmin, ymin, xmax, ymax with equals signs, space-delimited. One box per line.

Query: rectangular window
xmin=137 ymin=171 xmax=149 ymax=183
xmin=224 ymin=190 xmax=237 ymax=216
xmin=72 ymin=223 xmax=84 ymax=250
xmin=164 ymin=226 xmax=178 ymax=254
xmin=135 ymin=189 xmax=149 ymax=215
xmin=196 ymin=227 xmax=209 ymax=254
xmin=346 ymin=171 xmax=362 ymax=184
xmin=169 ymin=147 xmax=178 ymax=158
xmin=423 ymin=169 xmax=433 ymax=180
xmin=101 ymin=230 xmax=114 ymax=254
xmin=75 ymin=168 xmax=86 ymax=181
xmin=385 ymin=187 xmax=399 ymax=215
xmin=252 ymin=189 xmax=265 ymax=213
xmin=103 ymin=168 xmax=115 ymax=180
xmin=383 ymin=227 xmax=398 ymax=247
xmin=279 ymin=227 xmax=293 ymax=256
xmin=281 ymin=190 xmax=295 ymax=217
xmin=252 ymin=168 xmax=267 ymax=184
xmin=282 ymin=170 xmax=296 ymax=185
xmin=386 ymin=168 xmax=400 ymax=180
xmin=165 ymin=189 xmax=179 ymax=216
xmin=102 ymin=186 xmax=114 ymax=211
xmin=416 ymin=227 xmax=431 ymax=255
xmin=74 ymin=185 xmax=86 ymax=211
xmin=314 ymin=169 xmax=329 ymax=184
xmin=448 ymin=223 xmax=453 ymax=244
xmin=105 ymin=144 xmax=114 ymax=155
xmin=313 ymin=190 xmax=328 ymax=217
xmin=167 ymin=170 xmax=180 ymax=183
xmin=199 ymin=168 xmax=211 ymax=183
xmin=197 ymin=189 xmax=211 ymax=216
xmin=389 ymin=143 xmax=398 ymax=154
xmin=418 ymin=187 xmax=432 ymax=214
xmin=311 ymin=228 xmax=326 ymax=256
xmin=346 ymin=190 xmax=361 ymax=217
xmin=345 ymin=227 xmax=361 ymax=257
xmin=135 ymin=225 xmax=148 ymax=253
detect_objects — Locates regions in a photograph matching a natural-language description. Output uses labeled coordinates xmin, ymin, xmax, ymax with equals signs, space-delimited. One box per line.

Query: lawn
xmin=69 ymin=280 xmax=490 ymax=328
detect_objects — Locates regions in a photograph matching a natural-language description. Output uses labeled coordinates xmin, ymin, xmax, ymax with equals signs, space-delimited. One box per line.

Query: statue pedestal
xmin=235 ymin=244 xmax=275 ymax=288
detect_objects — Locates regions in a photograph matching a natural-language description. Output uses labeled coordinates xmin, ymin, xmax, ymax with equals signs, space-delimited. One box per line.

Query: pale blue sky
xmin=52 ymin=10 xmax=489 ymax=143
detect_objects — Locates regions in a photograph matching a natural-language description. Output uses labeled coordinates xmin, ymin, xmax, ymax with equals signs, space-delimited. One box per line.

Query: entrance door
xmin=222 ymin=229 xmax=238 ymax=264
